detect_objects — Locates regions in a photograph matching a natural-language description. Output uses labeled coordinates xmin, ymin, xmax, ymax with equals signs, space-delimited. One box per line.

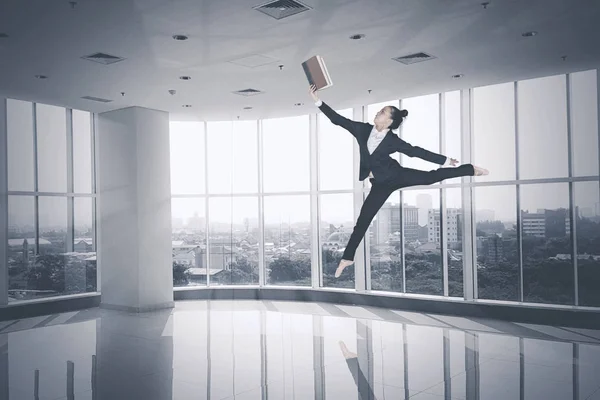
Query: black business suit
xmin=318 ymin=101 xmax=475 ymax=261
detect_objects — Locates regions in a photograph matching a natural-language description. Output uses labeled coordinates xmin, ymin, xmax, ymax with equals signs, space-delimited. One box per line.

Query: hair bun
xmin=401 ymin=110 xmax=409 ymax=118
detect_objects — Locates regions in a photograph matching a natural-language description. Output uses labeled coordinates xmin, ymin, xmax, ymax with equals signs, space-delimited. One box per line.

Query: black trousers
xmin=341 ymin=164 xmax=475 ymax=261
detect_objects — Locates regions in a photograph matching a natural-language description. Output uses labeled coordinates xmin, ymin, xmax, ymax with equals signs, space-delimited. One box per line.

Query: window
xmin=400 ymin=94 xmax=441 ymax=172
xmin=171 ymin=198 xmax=207 ymax=287
xmin=73 ymin=197 xmax=96 ymax=292
xmin=5 ymin=100 xmax=97 ymax=303
xmin=7 ymin=196 xmax=36 ymax=302
xmin=170 ymin=122 xmax=205 ymax=195
xmin=207 ymin=120 xmax=258 ymax=194
xmin=446 ymin=188 xmax=464 ymax=297
xmin=574 ymin=182 xmax=600 ymax=306
xmin=36 ymin=104 xmax=67 ymax=192
xmin=473 ymin=82 xmax=516 ymax=182
xmin=208 ymin=197 xmax=259 ymax=285
xmin=518 ymin=75 xmax=569 ymax=180
xmin=318 ymin=108 xmax=354 ymax=190
xmin=7 ymin=99 xmax=34 ymax=191
xmin=264 ymin=195 xmax=311 ymax=286
xmin=370 ymin=191 xmax=402 ymax=292
xmin=72 ymin=110 xmax=93 ymax=193
xmin=444 ymin=91 xmax=462 ymax=184
xmin=521 ymin=183 xmax=573 ymax=305
xmin=403 ymin=189 xmax=443 ymax=295
xmin=262 ymin=116 xmax=309 ymax=193
xmin=320 ymin=193 xmax=355 ymax=289
xmin=475 ymin=186 xmax=519 ymax=301
xmin=570 ymin=70 xmax=599 ymax=177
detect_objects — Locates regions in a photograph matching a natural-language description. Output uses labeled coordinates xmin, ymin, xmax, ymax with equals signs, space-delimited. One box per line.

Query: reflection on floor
xmin=1 ymin=300 xmax=600 ymax=399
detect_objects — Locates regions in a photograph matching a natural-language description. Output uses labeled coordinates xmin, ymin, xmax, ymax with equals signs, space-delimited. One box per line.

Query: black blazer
xmin=318 ymin=101 xmax=447 ymax=182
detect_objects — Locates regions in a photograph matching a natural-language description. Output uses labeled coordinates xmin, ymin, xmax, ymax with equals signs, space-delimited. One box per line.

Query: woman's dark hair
xmin=389 ymin=107 xmax=409 ymax=130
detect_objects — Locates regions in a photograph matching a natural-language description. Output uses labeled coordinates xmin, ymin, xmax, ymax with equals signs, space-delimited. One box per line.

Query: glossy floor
xmin=1 ymin=300 xmax=600 ymax=400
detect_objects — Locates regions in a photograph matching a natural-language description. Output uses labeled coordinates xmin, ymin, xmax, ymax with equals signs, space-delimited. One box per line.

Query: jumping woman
xmin=309 ymin=85 xmax=489 ymax=278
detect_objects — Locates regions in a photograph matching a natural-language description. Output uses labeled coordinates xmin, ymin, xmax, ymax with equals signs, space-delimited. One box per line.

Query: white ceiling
xmin=0 ymin=0 xmax=599 ymax=121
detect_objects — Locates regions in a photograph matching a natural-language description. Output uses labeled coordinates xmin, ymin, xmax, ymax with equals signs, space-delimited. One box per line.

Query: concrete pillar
xmin=97 ymin=107 xmax=173 ymax=312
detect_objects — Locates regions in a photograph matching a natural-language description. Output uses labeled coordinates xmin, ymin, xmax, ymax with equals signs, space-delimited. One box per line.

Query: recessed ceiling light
xmin=522 ymin=31 xmax=538 ymax=37
xmin=452 ymin=74 xmax=464 ymax=79
xmin=179 ymin=76 xmax=191 ymax=80
xmin=349 ymin=34 xmax=365 ymax=40
xmin=173 ymin=34 xmax=188 ymax=41
xmin=182 ymin=104 xmax=192 ymax=108
xmin=35 ymin=75 xmax=48 ymax=79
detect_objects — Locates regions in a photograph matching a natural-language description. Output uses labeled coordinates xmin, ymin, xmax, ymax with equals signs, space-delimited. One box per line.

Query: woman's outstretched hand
xmin=309 ymin=84 xmax=319 ymax=102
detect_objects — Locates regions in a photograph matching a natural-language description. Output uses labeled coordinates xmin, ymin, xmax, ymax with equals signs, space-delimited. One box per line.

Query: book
xmin=302 ymin=55 xmax=333 ymax=90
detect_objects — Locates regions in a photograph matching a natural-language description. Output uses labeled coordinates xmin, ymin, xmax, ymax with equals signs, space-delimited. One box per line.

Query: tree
xmin=173 ymin=262 xmax=190 ymax=285
xmin=26 ymin=254 xmax=65 ymax=292
xmin=269 ymin=257 xmax=310 ymax=283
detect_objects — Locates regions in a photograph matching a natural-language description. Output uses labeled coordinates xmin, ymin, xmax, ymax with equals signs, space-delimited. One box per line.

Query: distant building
xmin=428 ymin=208 xmax=461 ymax=244
xmin=483 ymin=234 xmax=503 ymax=264
xmin=521 ymin=209 xmax=570 ymax=238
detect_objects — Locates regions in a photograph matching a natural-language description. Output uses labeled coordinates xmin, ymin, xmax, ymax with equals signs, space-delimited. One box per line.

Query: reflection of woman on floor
xmin=339 ymin=341 xmax=378 ymax=400
xmin=310 ymin=85 xmax=489 ymax=278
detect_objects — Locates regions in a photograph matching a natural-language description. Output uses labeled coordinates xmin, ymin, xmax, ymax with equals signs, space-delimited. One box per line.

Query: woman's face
xmin=374 ymin=106 xmax=392 ymax=128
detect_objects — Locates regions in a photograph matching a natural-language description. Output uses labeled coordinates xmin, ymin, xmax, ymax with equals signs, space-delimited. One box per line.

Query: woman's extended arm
xmin=310 ymin=85 xmax=363 ymax=136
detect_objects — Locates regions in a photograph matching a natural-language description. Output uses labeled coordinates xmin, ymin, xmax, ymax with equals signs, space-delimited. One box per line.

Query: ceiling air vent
xmin=392 ymin=52 xmax=436 ymax=65
xmin=253 ymin=0 xmax=311 ymax=20
xmin=81 ymin=96 xmax=112 ymax=103
xmin=233 ymin=88 xmax=263 ymax=97
xmin=81 ymin=52 xmax=125 ymax=65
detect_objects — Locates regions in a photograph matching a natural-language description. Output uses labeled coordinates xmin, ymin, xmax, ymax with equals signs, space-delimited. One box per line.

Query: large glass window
xmin=36 ymin=104 xmax=67 ymax=192
xmin=400 ymin=94 xmax=441 ymax=171
xmin=574 ymin=182 xmax=600 ymax=307
xmin=207 ymin=120 xmax=258 ymax=194
xmin=318 ymin=108 xmax=354 ymax=190
xmin=264 ymin=195 xmax=311 ymax=286
xmin=473 ymin=82 xmax=516 ymax=182
xmin=521 ymin=183 xmax=574 ymax=304
xmin=7 ymin=196 xmax=36 ymax=302
xmin=171 ymin=198 xmax=207 ymax=287
xmin=263 ymin=116 xmax=309 ymax=193
xmin=518 ymin=75 xmax=569 ymax=180
xmin=5 ymin=99 xmax=97 ymax=303
xmin=475 ymin=186 xmax=519 ymax=301
xmin=403 ymin=189 xmax=443 ymax=295
xmin=208 ymin=196 xmax=259 ymax=285
xmin=7 ymin=99 xmax=34 ymax=191
xmin=73 ymin=197 xmax=96 ymax=292
xmin=370 ymin=191 xmax=402 ymax=292
xmin=320 ymin=193 xmax=355 ymax=289
xmin=570 ymin=70 xmax=599 ymax=177
xmin=444 ymin=91 xmax=463 ymax=184
xmin=72 ymin=110 xmax=93 ymax=193
xmin=169 ymin=121 xmax=205 ymax=195
xmin=446 ymin=188 xmax=464 ymax=297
